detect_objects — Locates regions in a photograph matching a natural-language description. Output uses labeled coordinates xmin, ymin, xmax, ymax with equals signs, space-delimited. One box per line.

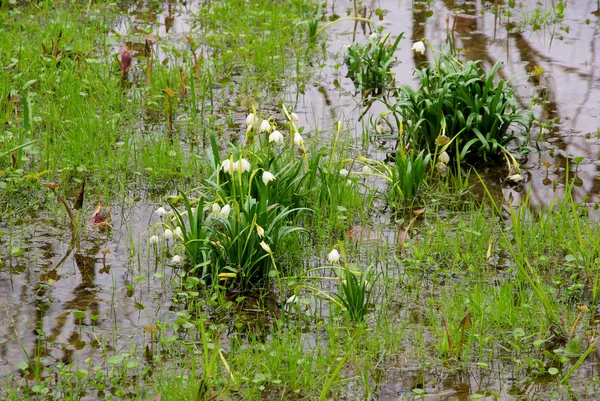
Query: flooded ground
xmin=1 ymin=0 xmax=600 ymax=399
xmin=297 ymin=0 xmax=600 ymax=208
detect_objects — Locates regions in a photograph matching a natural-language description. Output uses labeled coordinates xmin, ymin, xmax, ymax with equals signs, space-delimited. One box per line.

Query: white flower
xmin=362 ymin=165 xmax=372 ymax=174
xmin=154 ymin=207 xmax=167 ymax=218
xmin=290 ymin=112 xmax=300 ymax=123
xmin=164 ymin=229 xmax=173 ymax=241
xmin=439 ymin=151 xmax=450 ymax=164
xmin=346 ymin=179 xmax=353 ymax=186
xmin=246 ymin=113 xmax=257 ymax=126
xmin=256 ymin=225 xmax=264 ymax=237
xmin=260 ymin=241 xmax=272 ymax=254
xmin=262 ymin=171 xmax=276 ymax=185
xmin=239 ymin=158 xmax=251 ymax=173
xmin=269 ymin=130 xmax=284 ymax=143
xmin=411 ymin=41 xmax=426 ymax=55
xmin=286 ymin=295 xmax=299 ymax=304
xmin=212 ymin=203 xmax=221 ymax=214
xmin=171 ymin=255 xmax=182 ymax=264
xmin=340 ymin=169 xmax=349 ymax=177
xmin=508 ymin=174 xmax=523 ymax=183
xmin=174 ymin=226 xmax=183 ymax=239
xmin=369 ymin=32 xmax=379 ymax=42
xmin=220 ymin=204 xmax=231 ymax=217
xmin=149 ymin=235 xmax=159 ymax=245
xmin=221 ymin=159 xmax=234 ymax=174
xmin=294 ymin=132 xmax=304 ymax=145
xmin=375 ymin=124 xmax=385 ymax=134
xmin=328 ymin=249 xmax=341 ymax=263
xmin=259 ymin=119 xmax=271 ymax=132
xmin=435 ymin=161 xmax=448 ymax=177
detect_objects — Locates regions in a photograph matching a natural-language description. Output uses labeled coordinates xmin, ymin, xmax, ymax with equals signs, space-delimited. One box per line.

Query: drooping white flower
xmin=239 ymin=158 xmax=251 ymax=173
xmin=508 ymin=174 xmax=523 ymax=183
xmin=256 ymin=225 xmax=264 ymax=238
xmin=220 ymin=204 xmax=231 ymax=217
xmin=375 ymin=124 xmax=385 ymax=134
xmin=340 ymin=169 xmax=349 ymax=177
xmin=246 ymin=113 xmax=257 ymax=126
xmin=439 ymin=151 xmax=450 ymax=164
xmin=286 ymin=294 xmax=299 ymax=304
xmin=259 ymin=119 xmax=271 ymax=133
xmin=221 ymin=159 xmax=234 ymax=174
xmin=294 ymin=132 xmax=304 ymax=145
xmin=362 ymin=165 xmax=372 ymax=174
xmin=174 ymin=226 xmax=183 ymax=239
xmin=212 ymin=203 xmax=221 ymax=214
xmin=328 ymin=249 xmax=341 ymax=263
xmin=149 ymin=235 xmax=159 ymax=245
xmin=269 ymin=130 xmax=284 ymax=143
xmin=346 ymin=179 xmax=353 ymax=186
xmin=435 ymin=161 xmax=448 ymax=178
xmin=262 ymin=171 xmax=276 ymax=185
xmin=171 ymin=255 xmax=182 ymax=264
xmin=260 ymin=241 xmax=272 ymax=254
xmin=164 ymin=229 xmax=173 ymax=241
xmin=290 ymin=112 xmax=300 ymax=123
xmin=411 ymin=41 xmax=426 ymax=55
xmin=154 ymin=207 xmax=167 ymax=218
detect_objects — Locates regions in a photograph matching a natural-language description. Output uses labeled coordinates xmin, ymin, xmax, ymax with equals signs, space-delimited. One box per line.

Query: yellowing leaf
xmin=164 ymin=87 xmax=176 ymax=98
xmin=531 ymin=66 xmax=545 ymax=76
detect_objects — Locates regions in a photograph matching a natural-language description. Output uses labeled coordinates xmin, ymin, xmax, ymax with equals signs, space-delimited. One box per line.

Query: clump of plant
xmin=352 ymin=148 xmax=430 ymax=204
xmin=345 ymin=31 xmax=403 ymax=98
xmin=165 ymin=109 xmax=313 ymax=289
xmin=396 ymin=46 xmax=533 ymax=161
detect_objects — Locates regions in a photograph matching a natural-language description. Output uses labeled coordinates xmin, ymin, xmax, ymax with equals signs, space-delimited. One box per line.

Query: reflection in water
xmin=0 ymin=196 xmax=171 ymax=379
xmin=303 ymin=0 xmax=600 ymax=210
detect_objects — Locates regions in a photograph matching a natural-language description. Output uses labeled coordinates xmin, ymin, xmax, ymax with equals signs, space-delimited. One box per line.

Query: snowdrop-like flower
xmin=439 ymin=151 xmax=450 ymax=164
xmin=171 ymin=255 xmax=182 ymax=264
xmin=239 ymin=158 xmax=251 ymax=173
xmin=262 ymin=171 xmax=276 ymax=185
xmin=369 ymin=32 xmax=379 ymax=42
xmin=508 ymin=174 xmax=523 ymax=183
xmin=375 ymin=124 xmax=385 ymax=134
xmin=436 ymin=161 xmax=448 ymax=178
xmin=286 ymin=294 xmax=299 ymax=305
xmin=260 ymin=241 xmax=272 ymax=254
xmin=256 ymin=225 xmax=264 ymax=237
xmin=411 ymin=41 xmax=426 ymax=55
xmin=294 ymin=132 xmax=304 ymax=145
xmin=362 ymin=165 xmax=372 ymax=174
xmin=164 ymin=229 xmax=173 ymax=241
xmin=174 ymin=226 xmax=183 ymax=239
xmin=149 ymin=235 xmax=159 ymax=245
xmin=220 ymin=204 xmax=231 ymax=217
xmin=290 ymin=112 xmax=300 ymax=123
xmin=346 ymin=179 xmax=353 ymax=186
xmin=259 ymin=119 xmax=271 ymax=132
xmin=154 ymin=207 xmax=167 ymax=218
xmin=246 ymin=113 xmax=257 ymax=126
xmin=221 ymin=159 xmax=234 ymax=174
xmin=212 ymin=203 xmax=221 ymax=214
xmin=340 ymin=169 xmax=349 ymax=177
xmin=328 ymin=249 xmax=341 ymax=263
xmin=269 ymin=130 xmax=284 ymax=143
